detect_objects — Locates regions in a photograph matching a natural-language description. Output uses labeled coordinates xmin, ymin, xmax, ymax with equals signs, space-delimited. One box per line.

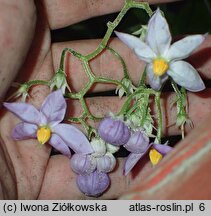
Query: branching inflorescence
xmin=4 ymin=0 xmax=206 ymax=197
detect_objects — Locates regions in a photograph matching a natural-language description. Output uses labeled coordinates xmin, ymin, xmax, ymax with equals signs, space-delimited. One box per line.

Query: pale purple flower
xmin=96 ymin=153 xmax=116 ymax=173
xmin=3 ymin=90 xmax=93 ymax=158
xmin=98 ymin=116 xmax=131 ymax=146
xmin=124 ymin=130 xmax=149 ymax=153
xmin=124 ymin=131 xmax=172 ymax=175
xmin=70 ymin=154 xmax=96 ymax=174
xmin=70 ymin=150 xmax=116 ymax=174
xmin=76 ymin=171 xmax=110 ymax=197
xmin=115 ymin=9 xmax=206 ymax=92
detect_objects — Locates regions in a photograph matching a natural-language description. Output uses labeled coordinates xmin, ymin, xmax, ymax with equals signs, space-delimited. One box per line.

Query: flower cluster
xmin=70 ymin=138 xmax=118 ymax=197
xmin=98 ymin=116 xmax=172 ymax=175
xmin=3 ymin=3 xmax=207 ymax=198
xmin=4 ymin=90 xmax=118 ymax=197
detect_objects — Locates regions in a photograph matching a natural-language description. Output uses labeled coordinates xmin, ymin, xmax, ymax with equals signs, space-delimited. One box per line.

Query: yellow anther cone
xmin=149 ymin=148 xmax=163 ymax=166
xmin=37 ymin=127 xmax=51 ymax=145
xmin=153 ymin=59 xmax=169 ymax=76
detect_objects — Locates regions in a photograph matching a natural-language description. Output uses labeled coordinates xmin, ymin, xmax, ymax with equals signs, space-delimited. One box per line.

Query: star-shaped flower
xmin=3 ymin=90 xmax=93 ymax=157
xmin=124 ymin=130 xmax=172 ymax=175
xmin=115 ymin=9 xmax=206 ymax=92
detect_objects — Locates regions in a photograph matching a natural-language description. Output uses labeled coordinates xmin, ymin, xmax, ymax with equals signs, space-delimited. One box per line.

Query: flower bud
xmin=90 ymin=138 xmax=106 ymax=157
xmin=96 ymin=153 xmax=116 ymax=173
xmin=70 ymin=154 xmax=96 ymax=175
xmin=106 ymin=143 xmax=120 ymax=154
xmin=124 ymin=130 xmax=149 ymax=153
xmin=76 ymin=171 xmax=110 ymax=197
xmin=50 ymin=71 xmax=71 ymax=94
xmin=98 ymin=117 xmax=130 ymax=146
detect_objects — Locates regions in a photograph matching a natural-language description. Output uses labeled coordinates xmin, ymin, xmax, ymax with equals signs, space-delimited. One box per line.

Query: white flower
xmin=115 ymin=9 xmax=206 ymax=92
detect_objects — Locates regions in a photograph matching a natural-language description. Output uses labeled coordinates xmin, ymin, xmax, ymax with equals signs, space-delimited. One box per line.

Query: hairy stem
xmin=155 ymin=91 xmax=162 ymax=143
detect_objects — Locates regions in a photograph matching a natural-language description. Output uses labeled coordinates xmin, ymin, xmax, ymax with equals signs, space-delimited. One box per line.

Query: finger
xmin=0 ymin=0 xmax=36 ymax=103
xmin=43 ymin=0 xmax=182 ymax=30
xmin=0 ymin=141 xmax=16 ymax=199
xmin=51 ymin=35 xmax=211 ymax=93
xmin=66 ymin=88 xmax=211 ymax=137
xmin=0 ymin=26 xmax=53 ymax=199
xmin=38 ymin=155 xmax=152 ymax=199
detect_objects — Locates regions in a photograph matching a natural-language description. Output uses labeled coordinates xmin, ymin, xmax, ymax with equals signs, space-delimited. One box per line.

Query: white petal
xmin=165 ymin=35 xmax=206 ymax=61
xmin=115 ymin=31 xmax=155 ymax=62
xmin=168 ymin=61 xmax=205 ymax=92
xmin=146 ymin=8 xmax=171 ymax=55
xmin=146 ymin=63 xmax=168 ymax=90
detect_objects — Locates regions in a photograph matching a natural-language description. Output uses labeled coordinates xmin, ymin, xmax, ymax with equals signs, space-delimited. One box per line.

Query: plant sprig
xmin=9 ymin=1 xmax=165 ymax=143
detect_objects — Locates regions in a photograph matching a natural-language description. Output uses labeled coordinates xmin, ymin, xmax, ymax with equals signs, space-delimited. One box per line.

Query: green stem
xmin=171 ymin=80 xmax=181 ymax=96
xmin=118 ymin=88 xmax=156 ymax=115
xmin=139 ymin=94 xmax=149 ymax=127
xmin=27 ymin=80 xmax=50 ymax=87
xmin=59 ymin=48 xmax=68 ymax=71
xmin=79 ymin=98 xmax=101 ymax=121
xmin=138 ymin=67 xmax=147 ymax=87
xmin=171 ymin=80 xmax=189 ymax=139
xmin=171 ymin=80 xmax=187 ymax=114
xmin=82 ymin=60 xmax=95 ymax=80
xmin=61 ymin=1 xmax=153 ymax=128
xmin=85 ymin=1 xmax=152 ymax=60
xmin=66 ymin=48 xmax=84 ymax=59
xmin=96 ymin=77 xmax=128 ymax=94
xmin=155 ymin=91 xmax=162 ymax=143
xmin=106 ymin=46 xmax=129 ymax=79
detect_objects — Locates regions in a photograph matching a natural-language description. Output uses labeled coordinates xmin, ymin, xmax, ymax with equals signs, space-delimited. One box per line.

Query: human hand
xmin=0 ymin=0 xmax=211 ymax=200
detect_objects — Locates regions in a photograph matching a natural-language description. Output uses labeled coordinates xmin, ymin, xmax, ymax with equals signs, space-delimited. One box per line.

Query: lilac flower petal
xmin=96 ymin=153 xmax=116 ymax=173
xmin=124 ymin=153 xmax=143 ymax=176
xmin=12 ymin=122 xmax=37 ymax=140
xmin=98 ymin=117 xmax=130 ymax=146
xmin=165 ymin=35 xmax=206 ymax=61
xmin=76 ymin=171 xmax=110 ymax=197
xmin=115 ymin=31 xmax=156 ymax=63
xmin=146 ymin=8 xmax=171 ymax=55
xmin=124 ymin=144 xmax=153 ymax=175
xmin=49 ymin=134 xmax=71 ymax=158
xmin=168 ymin=61 xmax=205 ymax=92
xmin=53 ymin=123 xmax=93 ymax=154
xmin=124 ymin=130 xmax=149 ymax=154
xmin=3 ymin=102 xmax=41 ymax=125
xmin=70 ymin=154 xmax=96 ymax=174
xmin=152 ymin=143 xmax=173 ymax=155
xmin=40 ymin=90 xmax=66 ymax=127
xmin=146 ymin=63 xmax=168 ymax=90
